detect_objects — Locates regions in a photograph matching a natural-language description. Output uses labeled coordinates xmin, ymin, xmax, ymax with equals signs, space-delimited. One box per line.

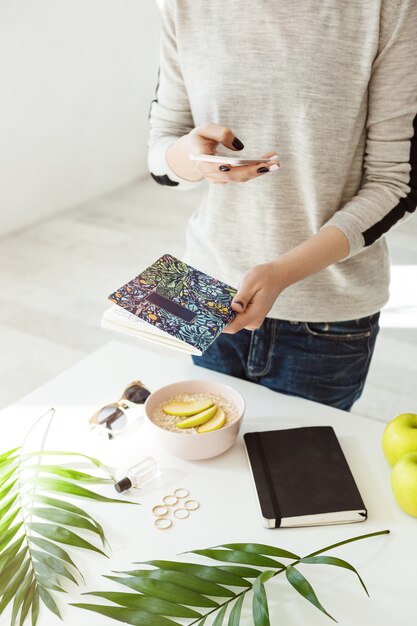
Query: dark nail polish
xmin=219 ymin=165 xmax=230 ymax=171
xmin=257 ymin=166 xmax=269 ymax=173
xmin=232 ymin=137 xmax=244 ymax=150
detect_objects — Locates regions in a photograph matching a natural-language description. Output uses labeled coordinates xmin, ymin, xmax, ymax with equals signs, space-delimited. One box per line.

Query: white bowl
xmin=144 ymin=379 xmax=245 ymax=460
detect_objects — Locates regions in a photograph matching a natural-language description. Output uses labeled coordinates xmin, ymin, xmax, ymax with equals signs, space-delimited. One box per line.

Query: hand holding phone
xmin=166 ymin=121 xmax=280 ymax=184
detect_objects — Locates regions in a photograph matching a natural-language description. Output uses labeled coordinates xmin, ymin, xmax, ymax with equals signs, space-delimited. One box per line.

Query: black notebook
xmin=243 ymin=427 xmax=367 ymax=528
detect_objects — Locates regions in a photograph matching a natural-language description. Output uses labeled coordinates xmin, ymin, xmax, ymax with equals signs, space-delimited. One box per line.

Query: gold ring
xmin=174 ymin=488 xmax=189 ymax=499
xmin=152 ymin=505 xmax=168 ymax=517
xmin=155 ymin=518 xmax=172 ymax=530
xmin=184 ymin=499 xmax=200 ymax=511
xmin=173 ymin=508 xmax=189 ymax=520
xmin=163 ymin=495 xmax=178 ymax=506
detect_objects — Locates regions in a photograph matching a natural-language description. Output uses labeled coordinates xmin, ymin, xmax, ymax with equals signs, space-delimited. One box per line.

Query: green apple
xmin=162 ymin=399 xmax=214 ymax=417
xmin=391 ymin=452 xmax=417 ymax=517
xmin=381 ymin=413 xmax=417 ymax=466
xmin=196 ymin=407 xmax=226 ymax=433
xmin=176 ymin=404 xmax=218 ymax=429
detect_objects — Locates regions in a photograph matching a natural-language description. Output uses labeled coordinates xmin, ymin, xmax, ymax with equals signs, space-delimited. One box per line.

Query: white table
xmin=1 ymin=340 xmax=416 ymax=626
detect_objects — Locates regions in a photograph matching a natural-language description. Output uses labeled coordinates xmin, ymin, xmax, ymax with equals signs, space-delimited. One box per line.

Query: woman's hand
xmin=166 ymin=122 xmax=279 ymax=183
xmin=224 ymin=262 xmax=288 ymax=333
xmin=224 ymin=227 xmax=351 ymax=334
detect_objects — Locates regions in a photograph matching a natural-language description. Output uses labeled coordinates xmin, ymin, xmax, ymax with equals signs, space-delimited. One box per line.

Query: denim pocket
xmin=302 ymin=318 xmax=375 ymax=341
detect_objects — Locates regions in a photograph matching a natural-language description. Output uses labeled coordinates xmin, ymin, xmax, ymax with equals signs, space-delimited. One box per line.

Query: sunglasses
xmin=89 ymin=380 xmax=151 ymax=438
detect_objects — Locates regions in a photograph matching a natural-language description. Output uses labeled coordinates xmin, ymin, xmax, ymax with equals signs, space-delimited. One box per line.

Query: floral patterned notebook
xmin=106 ymin=254 xmax=237 ymax=355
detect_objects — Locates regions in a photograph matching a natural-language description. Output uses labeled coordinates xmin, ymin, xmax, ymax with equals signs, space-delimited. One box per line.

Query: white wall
xmin=0 ymin=0 xmax=160 ymax=237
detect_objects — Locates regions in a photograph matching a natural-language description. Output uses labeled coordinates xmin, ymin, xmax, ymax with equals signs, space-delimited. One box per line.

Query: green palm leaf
xmin=286 ymin=565 xmax=336 ymax=622
xmin=0 ymin=464 xmax=16 ymax=479
xmin=13 ymin=580 xmax=31 ymax=626
xmin=33 ymin=578 xmax=64 ymax=593
xmin=82 ymin=531 xmax=389 ymax=626
xmin=220 ymin=543 xmax=299 ymax=560
xmin=300 ymin=555 xmax=369 ymax=596
xmin=0 ymin=559 xmax=31 ymax=614
xmin=0 ymin=444 xmax=136 ymax=626
xmin=26 ymin=477 xmax=129 ymax=504
xmin=31 ymin=550 xmax=78 ymax=585
xmin=252 ymin=580 xmax=269 ymax=626
xmin=28 ymin=465 xmax=113 ymax=484
xmin=191 ymin=549 xmax=283 ymax=568
xmin=104 ymin=575 xmax=219 ymax=607
xmin=31 ymin=588 xmax=39 ymax=626
xmin=0 ymin=549 xmax=28 ymax=595
xmin=0 ymin=493 xmax=18 ymax=518
xmin=23 ymin=450 xmax=114 ymax=475
xmin=0 ymin=479 xmax=17 ymax=501
xmin=217 ymin=565 xmax=262 ymax=579
xmin=0 ymin=508 xmax=21 ymax=535
xmin=84 ymin=591 xmax=202 ymax=618
xmin=37 ymin=587 xmax=61 ymax=619
xmin=72 ymin=604 xmax=182 ymax=626
xmin=228 ymin=593 xmax=245 ymax=626
xmin=212 ymin=603 xmax=228 ymax=626
xmin=0 ymin=538 xmax=25 ymax=578
xmin=27 ymin=507 xmax=105 ymax=544
xmin=0 ymin=523 xmax=23 ymax=552
xmin=26 ymin=522 xmax=108 ymax=557
xmin=0 ymin=448 xmax=19 ymax=462
xmin=0 ymin=466 xmax=18 ymax=489
xmin=11 ymin=574 xmax=33 ymax=626
xmin=115 ymin=568 xmax=235 ymax=597
xmin=252 ymin=572 xmax=274 ymax=626
xmin=0 ymin=456 xmax=17 ymax=469
xmin=139 ymin=561 xmax=252 ymax=588
xmin=28 ymin=536 xmax=83 ymax=574
xmin=31 ymin=495 xmax=108 ymax=547
xmin=18 ymin=579 xmax=35 ymax=626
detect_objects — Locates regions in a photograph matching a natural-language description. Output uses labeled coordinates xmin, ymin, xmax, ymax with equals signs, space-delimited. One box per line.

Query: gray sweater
xmin=148 ymin=0 xmax=417 ymax=322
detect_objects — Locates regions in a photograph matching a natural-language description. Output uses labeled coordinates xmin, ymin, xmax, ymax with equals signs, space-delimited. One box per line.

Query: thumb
xmin=231 ymin=290 xmax=252 ymax=313
xmin=231 ymin=270 xmax=260 ymax=312
xmin=193 ymin=122 xmax=244 ymax=152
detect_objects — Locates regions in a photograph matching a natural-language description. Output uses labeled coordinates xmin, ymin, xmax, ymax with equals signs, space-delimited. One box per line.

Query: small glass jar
xmin=114 ymin=457 xmax=160 ymax=493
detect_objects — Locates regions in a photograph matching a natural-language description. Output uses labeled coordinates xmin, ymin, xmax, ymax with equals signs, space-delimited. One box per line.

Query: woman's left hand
xmin=224 ymin=227 xmax=351 ymax=334
xmin=224 ymin=262 xmax=287 ymax=333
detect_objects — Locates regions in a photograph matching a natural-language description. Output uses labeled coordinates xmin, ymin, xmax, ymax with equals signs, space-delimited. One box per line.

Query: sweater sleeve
xmin=323 ymin=0 xmax=417 ymax=257
xmin=148 ymin=0 xmax=201 ymax=190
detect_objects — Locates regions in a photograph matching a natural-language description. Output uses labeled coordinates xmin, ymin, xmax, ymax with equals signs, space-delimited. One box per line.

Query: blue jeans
xmin=192 ymin=313 xmax=380 ymax=411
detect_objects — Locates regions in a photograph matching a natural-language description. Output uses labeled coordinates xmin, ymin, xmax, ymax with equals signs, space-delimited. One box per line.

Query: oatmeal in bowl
xmin=144 ymin=380 xmax=245 ymax=460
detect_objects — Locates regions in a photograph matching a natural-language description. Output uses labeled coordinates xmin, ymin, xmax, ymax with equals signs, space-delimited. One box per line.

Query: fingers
xmin=224 ymin=307 xmax=265 ymax=333
xmin=231 ymin=298 xmax=246 ymax=313
xmin=261 ymin=150 xmax=280 ymax=161
xmin=190 ymin=121 xmax=280 ymax=184
xmin=197 ymin=158 xmax=280 ymax=184
xmin=192 ymin=122 xmax=244 ymax=151
xmin=232 ymin=290 xmax=264 ymax=332
xmin=224 ymin=287 xmax=264 ymax=334
xmin=224 ymin=262 xmax=282 ymax=333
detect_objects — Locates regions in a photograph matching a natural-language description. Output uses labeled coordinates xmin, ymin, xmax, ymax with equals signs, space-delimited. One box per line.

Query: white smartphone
xmin=189 ymin=153 xmax=277 ymax=166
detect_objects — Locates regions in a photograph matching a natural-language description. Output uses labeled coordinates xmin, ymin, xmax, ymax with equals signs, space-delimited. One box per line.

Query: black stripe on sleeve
xmin=150 ymin=173 xmax=179 ymax=187
xmin=148 ymin=67 xmax=180 ymax=187
xmin=148 ymin=67 xmax=160 ymax=121
xmin=363 ymin=113 xmax=417 ymax=247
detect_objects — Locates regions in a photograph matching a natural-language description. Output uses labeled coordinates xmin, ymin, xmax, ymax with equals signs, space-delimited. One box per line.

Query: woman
xmin=148 ymin=1 xmax=417 ymax=411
